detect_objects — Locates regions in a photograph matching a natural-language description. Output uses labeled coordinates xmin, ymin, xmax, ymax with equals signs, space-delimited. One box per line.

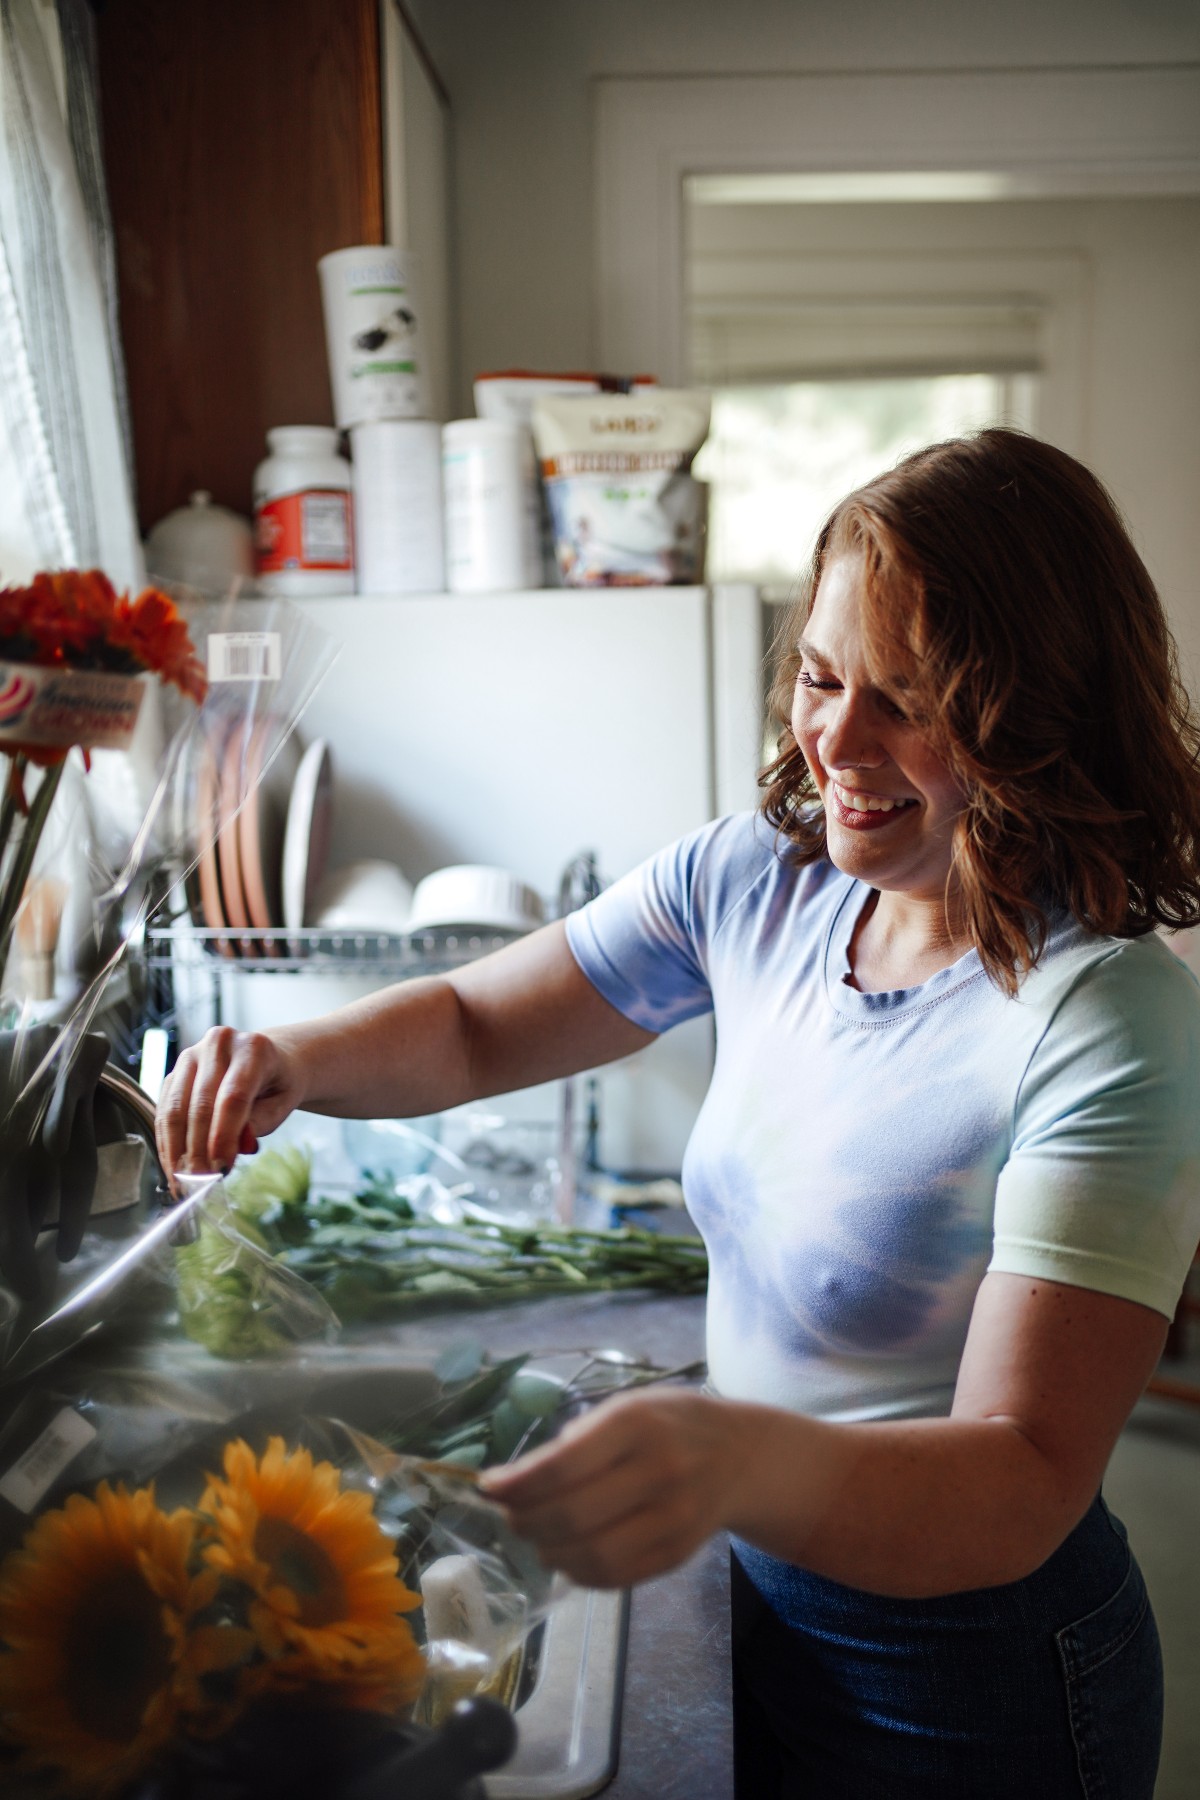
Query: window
xmin=695 ymin=371 xmax=1033 ymax=587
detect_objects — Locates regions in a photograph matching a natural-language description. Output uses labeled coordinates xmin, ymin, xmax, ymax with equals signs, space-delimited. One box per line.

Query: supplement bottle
xmin=253 ymin=426 xmax=355 ymax=596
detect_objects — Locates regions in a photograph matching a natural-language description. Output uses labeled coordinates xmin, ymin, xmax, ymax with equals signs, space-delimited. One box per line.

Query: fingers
xmin=155 ymin=1047 xmax=198 ymax=1191
xmin=155 ymin=1028 xmax=283 ymax=1190
xmin=490 ymin=1436 xmax=648 ymax=1537
xmin=481 ymin=1391 xmax=726 ymax=1589
xmin=532 ymin=1504 xmax=706 ymax=1590
xmin=483 ymin=1404 xmax=631 ymax=1508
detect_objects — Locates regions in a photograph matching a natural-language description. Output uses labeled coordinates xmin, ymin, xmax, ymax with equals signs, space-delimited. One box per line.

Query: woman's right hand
xmin=154 ymin=1026 xmax=305 ymax=1191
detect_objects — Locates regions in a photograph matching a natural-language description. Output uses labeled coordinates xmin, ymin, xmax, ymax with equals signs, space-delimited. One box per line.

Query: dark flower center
xmin=254 ymin=1517 xmax=348 ymax=1627
xmin=64 ymin=1569 xmax=170 ymax=1743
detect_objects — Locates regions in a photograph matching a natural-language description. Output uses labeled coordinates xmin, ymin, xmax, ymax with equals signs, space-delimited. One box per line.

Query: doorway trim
xmin=595 ymin=66 xmax=1200 ymax=380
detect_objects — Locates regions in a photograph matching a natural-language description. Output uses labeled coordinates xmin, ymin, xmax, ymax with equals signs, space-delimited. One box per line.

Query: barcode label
xmin=208 ymin=632 xmax=282 ymax=682
xmin=0 ymin=1409 xmax=96 ymax=1513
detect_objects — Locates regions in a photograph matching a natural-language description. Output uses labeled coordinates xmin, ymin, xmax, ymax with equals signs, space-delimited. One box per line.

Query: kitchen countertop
xmin=374 ymin=1289 xmax=733 ymax=1800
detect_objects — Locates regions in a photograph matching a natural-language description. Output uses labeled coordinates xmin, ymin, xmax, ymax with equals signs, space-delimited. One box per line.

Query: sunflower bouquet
xmin=0 ymin=1425 xmax=537 ymax=1799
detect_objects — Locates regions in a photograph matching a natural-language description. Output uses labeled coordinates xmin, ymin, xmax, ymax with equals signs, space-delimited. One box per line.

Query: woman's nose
xmin=821 ymin=696 xmax=886 ymax=770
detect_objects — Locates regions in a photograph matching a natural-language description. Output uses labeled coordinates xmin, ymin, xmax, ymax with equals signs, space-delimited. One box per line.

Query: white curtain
xmin=0 ymin=0 xmax=141 ymax=588
xmin=0 ymin=0 xmax=158 ymax=913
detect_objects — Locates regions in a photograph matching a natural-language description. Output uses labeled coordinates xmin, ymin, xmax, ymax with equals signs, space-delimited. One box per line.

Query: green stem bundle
xmin=176 ymin=1148 xmax=708 ymax=1356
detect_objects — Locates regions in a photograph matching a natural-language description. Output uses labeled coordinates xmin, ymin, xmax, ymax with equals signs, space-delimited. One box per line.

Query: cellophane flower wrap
xmin=0 ymin=1321 xmax=570 ymax=1799
xmin=0 ymin=572 xmax=337 ymax=1380
xmin=0 ymin=580 xmax=577 ymax=1796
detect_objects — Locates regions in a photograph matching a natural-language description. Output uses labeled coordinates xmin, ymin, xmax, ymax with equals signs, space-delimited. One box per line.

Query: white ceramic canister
xmin=253 ymin=426 xmax=355 ymax=597
xmin=318 ymin=245 xmax=425 ymax=429
xmin=144 ymin=490 xmax=255 ymax=594
xmin=350 ymin=419 xmax=445 ymax=593
xmin=441 ymin=419 xmax=541 ymax=594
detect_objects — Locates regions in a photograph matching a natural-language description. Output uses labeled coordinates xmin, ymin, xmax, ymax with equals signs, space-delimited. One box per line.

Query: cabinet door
xmin=96 ymin=0 xmax=384 ymax=532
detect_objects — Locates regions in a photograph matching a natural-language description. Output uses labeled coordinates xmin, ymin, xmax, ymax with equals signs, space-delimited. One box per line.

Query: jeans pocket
xmin=1056 ymin=1554 xmax=1163 ymax=1800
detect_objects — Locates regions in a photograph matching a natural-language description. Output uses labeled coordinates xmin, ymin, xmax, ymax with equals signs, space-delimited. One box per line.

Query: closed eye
xmin=798 ymin=667 xmax=911 ymax=723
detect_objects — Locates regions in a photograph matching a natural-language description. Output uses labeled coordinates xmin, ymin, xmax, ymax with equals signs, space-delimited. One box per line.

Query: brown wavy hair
xmin=760 ymin=428 xmax=1200 ymax=993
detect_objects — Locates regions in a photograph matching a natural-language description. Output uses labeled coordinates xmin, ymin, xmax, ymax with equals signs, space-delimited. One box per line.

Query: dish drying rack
xmin=146 ymin=922 xmax=531 ymax=980
xmin=122 ymin=855 xmax=606 ymax=1217
xmin=141 ymin=850 xmax=603 ymax=1011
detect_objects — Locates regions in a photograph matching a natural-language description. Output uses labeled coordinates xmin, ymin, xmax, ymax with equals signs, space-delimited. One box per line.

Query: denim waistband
xmin=732 ymin=1491 xmax=1129 ymax=1640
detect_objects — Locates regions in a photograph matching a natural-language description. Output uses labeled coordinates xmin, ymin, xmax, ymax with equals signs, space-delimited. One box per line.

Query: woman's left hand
xmin=479 ymin=1388 xmax=749 ymax=1588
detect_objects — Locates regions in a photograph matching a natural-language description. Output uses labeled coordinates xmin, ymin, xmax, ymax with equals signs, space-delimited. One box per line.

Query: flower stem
xmin=0 ymin=758 xmax=65 ymax=979
xmin=0 ymin=753 xmax=24 ymax=872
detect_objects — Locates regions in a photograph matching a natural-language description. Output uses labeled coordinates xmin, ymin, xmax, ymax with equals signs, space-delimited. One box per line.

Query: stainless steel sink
xmin=487 ymin=1584 xmax=627 ymax=1799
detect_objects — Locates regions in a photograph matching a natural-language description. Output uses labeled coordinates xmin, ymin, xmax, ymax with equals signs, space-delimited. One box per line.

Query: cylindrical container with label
xmin=351 ymin=420 xmax=445 ymax=594
xmin=442 ymin=419 xmax=540 ymax=594
xmin=318 ymin=246 xmax=425 ymax=429
xmin=253 ymin=427 xmax=355 ymax=597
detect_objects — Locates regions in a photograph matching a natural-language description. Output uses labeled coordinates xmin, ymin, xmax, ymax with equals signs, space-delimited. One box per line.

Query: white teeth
xmin=834 ymin=783 xmax=911 ymax=815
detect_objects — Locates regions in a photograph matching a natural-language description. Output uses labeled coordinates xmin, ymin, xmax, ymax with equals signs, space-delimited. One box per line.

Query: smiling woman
xmin=764 ymin=429 xmax=1200 ymax=992
xmin=159 ymin=428 xmax=1200 ymax=1800
xmin=788 ymin=557 xmax=968 ymax=960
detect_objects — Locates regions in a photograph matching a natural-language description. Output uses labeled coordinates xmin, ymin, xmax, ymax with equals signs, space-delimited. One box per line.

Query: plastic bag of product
xmin=531 ymin=388 xmax=710 ymax=587
xmin=0 ymin=577 xmax=337 ymax=1382
xmin=474 ymin=370 xmax=658 ymax=585
xmin=0 ymin=1333 xmax=569 ymax=1797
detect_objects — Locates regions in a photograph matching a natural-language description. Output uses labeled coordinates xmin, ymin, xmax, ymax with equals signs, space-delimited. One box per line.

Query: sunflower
xmin=198 ymin=1439 xmax=425 ymax=1711
xmin=0 ymin=1482 xmax=214 ymax=1796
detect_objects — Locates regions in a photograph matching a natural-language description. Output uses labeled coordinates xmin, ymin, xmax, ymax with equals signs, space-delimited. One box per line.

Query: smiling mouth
xmin=829 ymin=782 xmax=918 ymax=829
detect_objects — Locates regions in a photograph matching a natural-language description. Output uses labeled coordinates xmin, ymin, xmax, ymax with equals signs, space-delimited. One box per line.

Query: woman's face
xmin=791 ymin=553 xmax=965 ymax=903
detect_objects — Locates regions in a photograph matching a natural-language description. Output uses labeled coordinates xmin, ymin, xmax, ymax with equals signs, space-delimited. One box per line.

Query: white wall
xmin=406 ymin=0 xmax=1200 ymax=407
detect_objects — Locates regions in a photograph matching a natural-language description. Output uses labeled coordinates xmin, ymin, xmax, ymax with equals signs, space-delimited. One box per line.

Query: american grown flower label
xmin=0 ymin=661 xmax=145 ymax=751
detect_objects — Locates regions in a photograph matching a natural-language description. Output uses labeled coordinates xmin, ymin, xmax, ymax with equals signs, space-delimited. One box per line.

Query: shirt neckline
xmin=822 ymin=875 xmax=986 ymax=1020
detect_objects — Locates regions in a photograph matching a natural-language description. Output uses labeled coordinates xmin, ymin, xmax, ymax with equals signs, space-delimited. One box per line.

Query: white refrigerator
xmin=285 ymin=585 xmax=767 ymax=1173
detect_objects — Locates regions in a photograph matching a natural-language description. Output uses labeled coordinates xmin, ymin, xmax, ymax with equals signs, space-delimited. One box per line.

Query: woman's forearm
xmin=275 ymin=975 xmax=476 ymax=1119
xmin=723 ymin=1403 xmax=1080 ymax=1597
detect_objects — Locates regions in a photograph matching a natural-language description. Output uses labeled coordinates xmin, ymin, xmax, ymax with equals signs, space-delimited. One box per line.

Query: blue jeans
xmin=731 ymin=1494 xmax=1162 ymax=1799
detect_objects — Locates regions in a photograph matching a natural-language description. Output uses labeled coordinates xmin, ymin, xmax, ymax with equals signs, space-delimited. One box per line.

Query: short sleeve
xmin=990 ymin=941 xmax=1200 ymax=1319
xmin=564 ymin=814 xmax=771 ymax=1033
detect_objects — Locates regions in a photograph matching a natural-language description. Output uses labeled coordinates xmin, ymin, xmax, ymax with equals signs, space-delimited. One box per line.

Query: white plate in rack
xmin=281 ymin=738 xmax=334 ymax=930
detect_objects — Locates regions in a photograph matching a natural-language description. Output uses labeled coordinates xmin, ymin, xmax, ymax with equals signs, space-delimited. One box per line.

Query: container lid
xmin=266 ymin=425 xmax=343 ymax=456
xmin=443 ymin=418 xmax=527 ymax=445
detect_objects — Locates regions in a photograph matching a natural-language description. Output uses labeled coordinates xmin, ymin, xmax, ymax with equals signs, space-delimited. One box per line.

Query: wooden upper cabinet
xmin=96 ymin=0 xmax=385 ymax=533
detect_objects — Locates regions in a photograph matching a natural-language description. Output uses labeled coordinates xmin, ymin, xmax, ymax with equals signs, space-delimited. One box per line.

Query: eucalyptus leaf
xmin=434 ymin=1339 xmax=486 ymax=1384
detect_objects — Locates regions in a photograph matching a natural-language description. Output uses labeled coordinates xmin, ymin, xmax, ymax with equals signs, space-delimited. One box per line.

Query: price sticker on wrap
xmin=207 ymin=633 xmax=282 ymax=683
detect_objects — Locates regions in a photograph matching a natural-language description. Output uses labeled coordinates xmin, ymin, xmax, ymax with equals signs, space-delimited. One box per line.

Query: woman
xmin=157 ymin=430 xmax=1200 ymax=1798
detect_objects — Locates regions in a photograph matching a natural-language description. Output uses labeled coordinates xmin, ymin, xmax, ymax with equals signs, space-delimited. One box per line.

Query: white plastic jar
xmin=253 ymin=426 xmax=355 ymax=596
xmin=442 ymin=419 xmax=540 ymax=593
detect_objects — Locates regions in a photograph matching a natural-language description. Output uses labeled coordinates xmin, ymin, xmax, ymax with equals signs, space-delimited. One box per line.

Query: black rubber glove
xmin=0 ymin=1027 xmax=116 ymax=1302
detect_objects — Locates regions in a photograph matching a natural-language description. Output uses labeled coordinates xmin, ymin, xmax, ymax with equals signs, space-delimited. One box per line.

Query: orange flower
xmin=198 ymin=1438 xmax=425 ymax=1714
xmin=0 ymin=568 xmax=207 ymax=703
xmin=0 ymin=1482 xmax=216 ymax=1796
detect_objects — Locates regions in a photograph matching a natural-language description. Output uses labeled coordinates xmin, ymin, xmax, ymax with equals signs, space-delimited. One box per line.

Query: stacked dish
xmin=178 ymin=717 xmax=334 ymax=946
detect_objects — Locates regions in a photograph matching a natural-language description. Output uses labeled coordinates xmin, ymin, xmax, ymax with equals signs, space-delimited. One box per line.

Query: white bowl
xmin=406 ymin=865 xmax=545 ymax=936
xmin=312 ymin=860 xmax=413 ymax=932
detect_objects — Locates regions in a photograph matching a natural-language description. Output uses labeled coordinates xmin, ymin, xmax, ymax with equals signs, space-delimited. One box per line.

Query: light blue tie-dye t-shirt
xmin=566 ymin=812 xmax=1200 ymax=1422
